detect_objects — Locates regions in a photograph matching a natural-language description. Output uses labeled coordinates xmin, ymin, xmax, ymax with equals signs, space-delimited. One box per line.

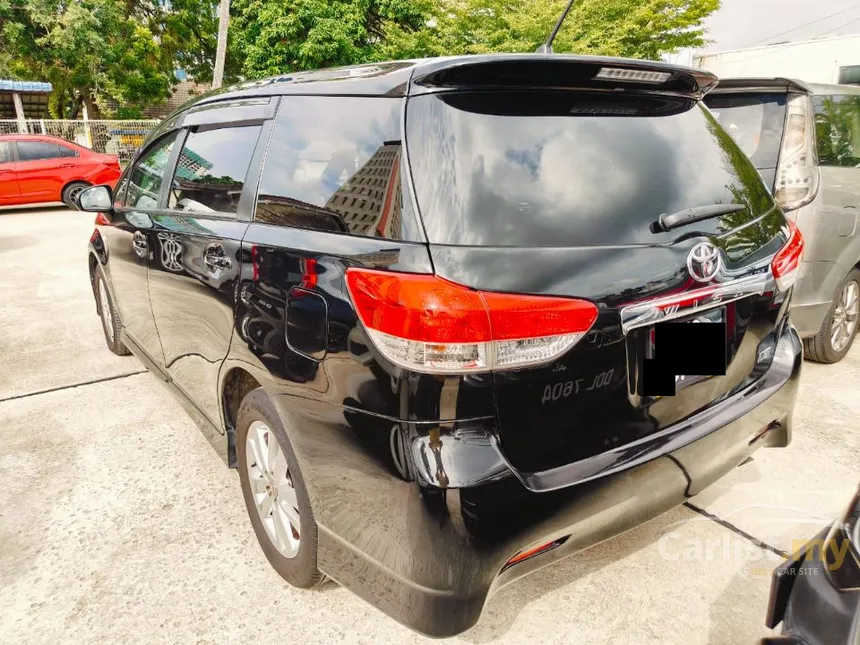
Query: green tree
xmin=231 ymin=0 xmax=431 ymax=77
xmin=233 ymin=0 xmax=720 ymax=77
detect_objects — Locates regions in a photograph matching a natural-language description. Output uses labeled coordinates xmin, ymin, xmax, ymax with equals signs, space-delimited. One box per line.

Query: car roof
xmin=183 ymin=54 xmax=718 ymax=107
xmin=0 ymin=133 xmax=84 ymax=146
xmin=710 ymin=77 xmax=860 ymax=96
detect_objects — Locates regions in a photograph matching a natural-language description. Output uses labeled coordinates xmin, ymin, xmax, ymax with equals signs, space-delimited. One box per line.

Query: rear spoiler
xmin=409 ymin=55 xmax=719 ymax=99
xmin=708 ymin=77 xmax=812 ymax=95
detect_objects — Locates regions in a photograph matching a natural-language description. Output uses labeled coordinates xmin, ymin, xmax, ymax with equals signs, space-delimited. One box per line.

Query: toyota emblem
xmin=687 ymin=242 xmax=722 ymax=283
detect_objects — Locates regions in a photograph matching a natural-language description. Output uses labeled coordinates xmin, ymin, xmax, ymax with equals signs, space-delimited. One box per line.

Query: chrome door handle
xmin=132 ymin=231 xmax=148 ymax=258
xmin=204 ymin=244 xmax=232 ymax=272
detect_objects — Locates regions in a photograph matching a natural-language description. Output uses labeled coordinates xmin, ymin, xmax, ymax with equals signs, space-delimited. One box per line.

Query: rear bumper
xmin=310 ymin=325 xmax=803 ymax=637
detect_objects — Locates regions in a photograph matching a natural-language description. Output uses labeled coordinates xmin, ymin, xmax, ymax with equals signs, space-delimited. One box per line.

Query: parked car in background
xmin=763 ymin=485 xmax=860 ymax=645
xmin=0 ymin=134 xmax=121 ymax=209
xmin=705 ymin=79 xmax=860 ymax=363
xmin=82 ymin=56 xmax=804 ymax=637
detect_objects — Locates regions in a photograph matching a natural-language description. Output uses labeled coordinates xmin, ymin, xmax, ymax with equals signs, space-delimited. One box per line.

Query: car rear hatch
xmin=404 ymin=58 xmax=794 ymax=477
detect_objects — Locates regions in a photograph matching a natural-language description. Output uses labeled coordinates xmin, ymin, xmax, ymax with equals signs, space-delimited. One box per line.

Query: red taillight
xmin=94 ymin=212 xmax=110 ymax=226
xmin=345 ymin=268 xmax=598 ymax=373
xmin=771 ymin=221 xmax=804 ymax=291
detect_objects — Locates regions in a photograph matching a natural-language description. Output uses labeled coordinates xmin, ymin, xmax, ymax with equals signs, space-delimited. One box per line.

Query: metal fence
xmin=0 ymin=119 xmax=158 ymax=166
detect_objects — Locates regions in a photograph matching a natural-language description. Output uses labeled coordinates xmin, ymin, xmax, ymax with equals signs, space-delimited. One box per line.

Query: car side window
xmin=57 ymin=145 xmax=78 ymax=158
xmin=0 ymin=142 xmax=12 ymax=165
xmin=17 ymin=141 xmax=61 ymax=161
xmin=812 ymin=94 xmax=860 ymax=168
xmin=167 ymin=124 xmax=261 ymax=215
xmin=126 ymin=132 xmax=179 ymax=210
xmin=253 ymin=96 xmax=419 ymax=241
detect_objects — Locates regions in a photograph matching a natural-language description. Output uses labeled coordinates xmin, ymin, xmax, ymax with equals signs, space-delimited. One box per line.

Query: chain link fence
xmin=0 ymin=119 xmax=158 ymax=166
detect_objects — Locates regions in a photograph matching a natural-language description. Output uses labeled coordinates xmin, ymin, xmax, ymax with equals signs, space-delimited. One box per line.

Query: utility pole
xmin=212 ymin=0 xmax=231 ymax=89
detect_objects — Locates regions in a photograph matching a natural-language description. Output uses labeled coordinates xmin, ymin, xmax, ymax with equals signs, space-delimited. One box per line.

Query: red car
xmin=0 ymin=134 xmax=122 ymax=209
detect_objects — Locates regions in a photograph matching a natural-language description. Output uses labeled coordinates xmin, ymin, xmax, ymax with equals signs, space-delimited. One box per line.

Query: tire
xmin=803 ymin=268 xmax=860 ymax=364
xmin=236 ymin=388 xmax=323 ymax=588
xmin=95 ymin=267 xmax=130 ymax=356
xmin=62 ymin=181 xmax=90 ymax=210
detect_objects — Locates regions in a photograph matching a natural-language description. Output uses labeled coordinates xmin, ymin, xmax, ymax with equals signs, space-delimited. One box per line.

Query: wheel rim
xmin=98 ymin=279 xmax=114 ymax=342
xmin=246 ymin=420 xmax=301 ymax=558
xmin=830 ymin=280 xmax=859 ymax=353
xmin=68 ymin=185 xmax=85 ymax=206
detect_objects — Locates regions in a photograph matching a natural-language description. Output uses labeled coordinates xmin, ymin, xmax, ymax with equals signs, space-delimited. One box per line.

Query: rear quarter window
xmin=812 ymin=94 xmax=860 ymax=167
xmin=253 ymin=96 xmax=422 ymax=242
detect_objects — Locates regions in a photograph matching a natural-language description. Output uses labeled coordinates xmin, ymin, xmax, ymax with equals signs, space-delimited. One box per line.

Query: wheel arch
xmin=220 ymin=366 xmax=264 ymax=468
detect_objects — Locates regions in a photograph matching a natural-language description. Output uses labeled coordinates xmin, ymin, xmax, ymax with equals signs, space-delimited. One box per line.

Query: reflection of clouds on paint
xmin=407 ymin=95 xmax=768 ymax=248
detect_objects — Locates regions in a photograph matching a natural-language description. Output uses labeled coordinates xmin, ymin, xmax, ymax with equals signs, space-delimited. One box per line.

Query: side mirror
xmin=77 ymin=185 xmax=113 ymax=212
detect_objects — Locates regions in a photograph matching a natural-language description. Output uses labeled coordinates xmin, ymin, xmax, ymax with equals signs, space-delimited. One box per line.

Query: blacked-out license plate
xmin=643 ymin=308 xmax=727 ymax=396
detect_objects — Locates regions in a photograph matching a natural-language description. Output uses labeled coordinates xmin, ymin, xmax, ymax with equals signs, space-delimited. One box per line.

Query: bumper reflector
xmin=502 ymin=536 xmax=569 ymax=572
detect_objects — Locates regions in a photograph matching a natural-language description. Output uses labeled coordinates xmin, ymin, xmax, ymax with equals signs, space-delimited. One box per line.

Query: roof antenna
xmin=536 ymin=0 xmax=576 ymax=54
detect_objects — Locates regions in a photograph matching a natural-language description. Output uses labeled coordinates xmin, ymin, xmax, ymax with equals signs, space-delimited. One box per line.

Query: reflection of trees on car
xmin=704 ymin=112 xmax=775 ymax=257
xmin=813 ymin=95 xmax=860 ymax=168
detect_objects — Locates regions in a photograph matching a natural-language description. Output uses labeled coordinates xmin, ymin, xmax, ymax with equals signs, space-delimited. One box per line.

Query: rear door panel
xmin=147 ymin=122 xmax=264 ymax=426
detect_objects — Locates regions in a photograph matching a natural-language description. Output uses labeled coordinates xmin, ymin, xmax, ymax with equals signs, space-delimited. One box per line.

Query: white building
xmin=693 ymin=34 xmax=860 ymax=85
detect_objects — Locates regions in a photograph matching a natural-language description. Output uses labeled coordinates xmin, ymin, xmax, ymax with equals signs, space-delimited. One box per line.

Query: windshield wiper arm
xmin=652 ymin=203 xmax=746 ymax=233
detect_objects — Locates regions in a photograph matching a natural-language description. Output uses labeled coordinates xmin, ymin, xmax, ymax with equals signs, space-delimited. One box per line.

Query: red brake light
xmin=94 ymin=212 xmax=110 ymax=226
xmin=771 ymin=221 xmax=804 ymax=291
xmin=345 ymin=268 xmax=598 ymax=373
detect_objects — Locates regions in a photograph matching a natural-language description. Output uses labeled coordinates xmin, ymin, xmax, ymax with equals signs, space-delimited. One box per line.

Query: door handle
xmin=204 ymin=244 xmax=233 ymax=272
xmin=0 ymin=169 xmax=11 ymax=175
xmin=58 ymin=163 xmax=75 ymax=169
xmin=132 ymin=231 xmax=148 ymax=258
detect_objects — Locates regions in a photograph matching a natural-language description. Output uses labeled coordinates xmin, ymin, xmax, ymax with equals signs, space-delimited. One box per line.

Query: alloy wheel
xmin=245 ymin=420 xmax=301 ymax=558
xmin=831 ymin=280 xmax=859 ymax=353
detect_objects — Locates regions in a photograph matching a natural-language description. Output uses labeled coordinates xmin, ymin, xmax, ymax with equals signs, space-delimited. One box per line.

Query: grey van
xmin=705 ymin=79 xmax=860 ymax=363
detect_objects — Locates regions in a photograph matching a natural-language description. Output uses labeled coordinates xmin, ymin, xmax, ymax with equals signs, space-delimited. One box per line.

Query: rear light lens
xmin=345 ymin=269 xmax=598 ymax=373
xmin=771 ymin=221 xmax=804 ymax=291
xmin=774 ymin=94 xmax=819 ymax=211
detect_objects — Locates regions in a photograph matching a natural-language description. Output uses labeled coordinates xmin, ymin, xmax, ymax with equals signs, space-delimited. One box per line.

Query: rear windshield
xmin=406 ymin=92 xmax=775 ymax=247
xmin=704 ymin=92 xmax=787 ymax=172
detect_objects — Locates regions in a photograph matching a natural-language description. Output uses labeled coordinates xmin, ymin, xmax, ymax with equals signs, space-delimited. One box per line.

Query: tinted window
xmin=168 ymin=125 xmax=261 ymax=215
xmin=127 ymin=132 xmax=178 ymax=209
xmin=17 ymin=141 xmax=61 ymax=161
xmin=812 ymin=94 xmax=860 ymax=168
xmin=705 ymin=93 xmax=787 ymax=173
xmin=0 ymin=142 xmax=11 ymax=164
xmin=57 ymin=145 xmax=78 ymax=158
xmin=255 ymin=96 xmax=418 ymax=241
xmin=407 ymin=92 xmax=775 ymax=247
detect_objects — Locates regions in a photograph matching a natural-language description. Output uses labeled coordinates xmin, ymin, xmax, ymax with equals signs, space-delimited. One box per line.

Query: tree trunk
xmin=83 ymin=93 xmax=101 ymax=119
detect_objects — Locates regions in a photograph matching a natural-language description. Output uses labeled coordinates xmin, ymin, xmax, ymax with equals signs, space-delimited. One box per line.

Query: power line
xmin=743 ymin=5 xmax=860 ymax=48
xmin=813 ymin=14 xmax=860 ymax=39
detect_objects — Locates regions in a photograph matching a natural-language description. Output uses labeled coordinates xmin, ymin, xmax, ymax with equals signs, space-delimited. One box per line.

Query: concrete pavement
xmin=1 ymin=208 xmax=858 ymax=645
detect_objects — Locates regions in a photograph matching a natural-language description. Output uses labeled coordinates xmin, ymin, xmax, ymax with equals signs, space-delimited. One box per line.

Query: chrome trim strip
xmin=619 ymin=272 xmax=769 ymax=334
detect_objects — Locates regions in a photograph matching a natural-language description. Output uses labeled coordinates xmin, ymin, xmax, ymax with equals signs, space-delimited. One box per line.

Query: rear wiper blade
xmin=652 ymin=203 xmax=746 ymax=233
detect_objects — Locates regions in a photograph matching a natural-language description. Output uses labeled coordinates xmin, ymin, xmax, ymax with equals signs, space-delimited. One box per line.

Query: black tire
xmin=62 ymin=181 xmax=90 ymax=210
xmin=236 ymin=388 xmax=323 ymax=588
xmin=803 ymin=268 xmax=860 ymax=364
xmin=94 ymin=268 xmax=130 ymax=356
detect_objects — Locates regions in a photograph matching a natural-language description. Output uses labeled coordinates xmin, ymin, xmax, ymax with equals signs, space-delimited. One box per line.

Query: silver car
xmin=705 ymin=78 xmax=860 ymax=363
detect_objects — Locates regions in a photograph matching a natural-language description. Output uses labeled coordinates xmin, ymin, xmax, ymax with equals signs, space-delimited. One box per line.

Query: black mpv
xmin=83 ymin=55 xmax=804 ymax=637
